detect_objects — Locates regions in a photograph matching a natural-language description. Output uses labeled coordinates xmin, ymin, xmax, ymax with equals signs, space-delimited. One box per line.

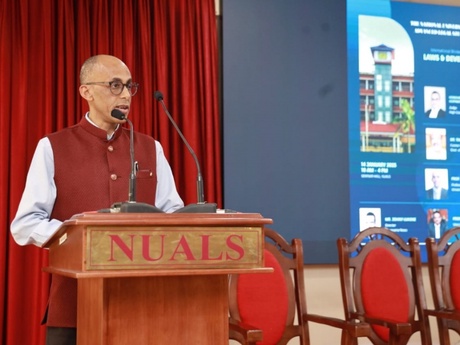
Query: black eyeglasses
xmin=85 ymin=80 xmax=139 ymax=96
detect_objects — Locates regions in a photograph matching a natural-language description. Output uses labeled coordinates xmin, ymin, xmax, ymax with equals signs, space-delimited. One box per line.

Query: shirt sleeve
xmin=154 ymin=140 xmax=184 ymax=212
xmin=10 ymin=138 xmax=62 ymax=247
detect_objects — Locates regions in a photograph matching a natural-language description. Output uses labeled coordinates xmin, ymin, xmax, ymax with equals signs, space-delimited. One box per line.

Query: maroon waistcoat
xmin=46 ymin=116 xmax=157 ymax=327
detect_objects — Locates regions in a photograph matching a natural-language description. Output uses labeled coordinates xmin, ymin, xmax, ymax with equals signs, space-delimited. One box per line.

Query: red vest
xmin=46 ymin=116 xmax=157 ymax=327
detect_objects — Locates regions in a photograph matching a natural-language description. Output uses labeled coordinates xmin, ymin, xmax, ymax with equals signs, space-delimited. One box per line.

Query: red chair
xmin=337 ymin=227 xmax=432 ymax=345
xmin=425 ymin=227 xmax=460 ymax=345
xmin=228 ymin=228 xmax=370 ymax=345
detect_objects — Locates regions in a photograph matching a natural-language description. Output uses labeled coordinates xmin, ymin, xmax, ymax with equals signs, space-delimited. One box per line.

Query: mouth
xmin=115 ymin=105 xmax=130 ymax=115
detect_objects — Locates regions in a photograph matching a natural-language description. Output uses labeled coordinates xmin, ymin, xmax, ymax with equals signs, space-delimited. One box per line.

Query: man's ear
xmin=79 ymin=85 xmax=93 ymax=101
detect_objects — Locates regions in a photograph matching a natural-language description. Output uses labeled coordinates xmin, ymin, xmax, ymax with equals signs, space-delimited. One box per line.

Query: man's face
xmin=433 ymin=212 xmax=442 ymax=225
xmin=431 ymin=92 xmax=441 ymax=110
xmin=430 ymin=133 xmax=442 ymax=148
xmin=82 ymin=56 xmax=133 ymax=126
xmin=365 ymin=214 xmax=376 ymax=227
xmin=432 ymin=173 xmax=441 ymax=188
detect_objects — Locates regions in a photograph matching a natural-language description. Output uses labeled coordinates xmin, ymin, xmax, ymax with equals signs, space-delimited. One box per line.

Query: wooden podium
xmin=43 ymin=212 xmax=272 ymax=345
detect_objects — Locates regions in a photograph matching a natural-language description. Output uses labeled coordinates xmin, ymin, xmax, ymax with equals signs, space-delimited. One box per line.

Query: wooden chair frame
xmin=337 ymin=227 xmax=432 ymax=345
xmin=426 ymin=227 xmax=460 ymax=345
xmin=229 ymin=228 xmax=369 ymax=345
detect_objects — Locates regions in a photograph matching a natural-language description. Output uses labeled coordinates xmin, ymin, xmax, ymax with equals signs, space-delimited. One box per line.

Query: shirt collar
xmin=85 ymin=112 xmax=119 ymax=140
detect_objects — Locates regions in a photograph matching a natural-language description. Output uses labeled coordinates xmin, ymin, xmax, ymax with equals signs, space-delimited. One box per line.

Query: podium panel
xmin=43 ymin=212 xmax=272 ymax=345
xmin=78 ymin=275 xmax=227 ymax=345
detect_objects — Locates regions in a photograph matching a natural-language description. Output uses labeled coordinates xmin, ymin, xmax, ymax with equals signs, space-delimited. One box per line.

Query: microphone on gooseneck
xmin=105 ymin=109 xmax=163 ymax=213
xmin=154 ymin=91 xmax=204 ymax=204
xmin=111 ymin=109 xmax=136 ymax=202
xmin=154 ymin=91 xmax=216 ymax=213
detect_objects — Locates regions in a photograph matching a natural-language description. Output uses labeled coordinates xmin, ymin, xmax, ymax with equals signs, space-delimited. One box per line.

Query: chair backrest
xmin=426 ymin=227 xmax=460 ymax=343
xmin=228 ymin=228 xmax=309 ymax=345
xmin=337 ymin=227 xmax=431 ymax=345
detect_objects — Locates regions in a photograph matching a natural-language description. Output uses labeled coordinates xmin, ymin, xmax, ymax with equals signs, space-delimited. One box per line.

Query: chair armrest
xmin=362 ymin=315 xmax=412 ymax=335
xmin=304 ymin=313 xmax=371 ymax=337
xmin=229 ymin=318 xmax=263 ymax=344
xmin=424 ymin=308 xmax=460 ymax=321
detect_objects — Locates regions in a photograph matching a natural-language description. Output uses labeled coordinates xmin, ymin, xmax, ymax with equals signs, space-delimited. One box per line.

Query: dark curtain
xmin=0 ymin=0 xmax=221 ymax=344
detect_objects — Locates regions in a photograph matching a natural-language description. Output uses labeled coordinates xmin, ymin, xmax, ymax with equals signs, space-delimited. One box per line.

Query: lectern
xmin=43 ymin=212 xmax=272 ymax=345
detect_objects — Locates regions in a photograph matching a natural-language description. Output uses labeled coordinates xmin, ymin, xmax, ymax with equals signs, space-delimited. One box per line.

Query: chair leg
xmin=435 ymin=318 xmax=454 ymax=345
xmin=438 ymin=325 xmax=451 ymax=345
xmin=340 ymin=330 xmax=358 ymax=345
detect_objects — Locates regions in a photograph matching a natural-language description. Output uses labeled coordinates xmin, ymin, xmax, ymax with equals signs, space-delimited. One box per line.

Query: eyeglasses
xmin=84 ymin=80 xmax=139 ymax=96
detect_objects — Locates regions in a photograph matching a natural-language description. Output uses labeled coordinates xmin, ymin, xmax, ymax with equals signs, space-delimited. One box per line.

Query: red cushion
xmin=237 ymin=249 xmax=289 ymax=344
xmin=361 ymin=247 xmax=410 ymax=342
xmin=450 ymin=250 xmax=460 ymax=309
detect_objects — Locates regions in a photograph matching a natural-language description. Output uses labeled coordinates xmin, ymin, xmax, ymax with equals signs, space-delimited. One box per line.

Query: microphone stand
xmin=127 ymin=117 xmax=136 ymax=202
xmin=155 ymin=91 xmax=216 ymax=213
xmin=107 ymin=109 xmax=163 ymax=213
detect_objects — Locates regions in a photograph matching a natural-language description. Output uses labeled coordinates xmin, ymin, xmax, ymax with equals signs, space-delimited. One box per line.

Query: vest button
xmin=110 ymin=174 xmax=117 ymax=180
xmin=108 ymin=145 xmax=114 ymax=152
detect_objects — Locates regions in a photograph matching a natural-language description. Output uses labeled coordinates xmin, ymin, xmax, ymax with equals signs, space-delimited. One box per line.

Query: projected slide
xmin=347 ymin=0 xmax=460 ymax=248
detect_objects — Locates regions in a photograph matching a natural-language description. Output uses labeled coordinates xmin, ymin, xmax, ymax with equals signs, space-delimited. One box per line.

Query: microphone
xmin=154 ymin=91 xmax=216 ymax=213
xmin=106 ymin=109 xmax=163 ymax=213
xmin=111 ymin=109 xmax=136 ymax=202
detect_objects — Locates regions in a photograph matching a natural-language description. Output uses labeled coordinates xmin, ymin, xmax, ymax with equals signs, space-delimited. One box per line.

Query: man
xmin=428 ymin=210 xmax=447 ymax=239
xmin=425 ymin=90 xmax=446 ymax=118
xmin=10 ymin=55 xmax=184 ymax=344
xmin=360 ymin=211 xmax=377 ymax=231
xmin=425 ymin=129 xmax=447 ymax=161
xmin=426 ymin=171 xmax=448 ymax=200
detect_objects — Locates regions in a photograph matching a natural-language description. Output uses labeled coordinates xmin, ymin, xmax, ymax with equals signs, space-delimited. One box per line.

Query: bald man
xmin=11 ymin=55 xmax=184 ymax=344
